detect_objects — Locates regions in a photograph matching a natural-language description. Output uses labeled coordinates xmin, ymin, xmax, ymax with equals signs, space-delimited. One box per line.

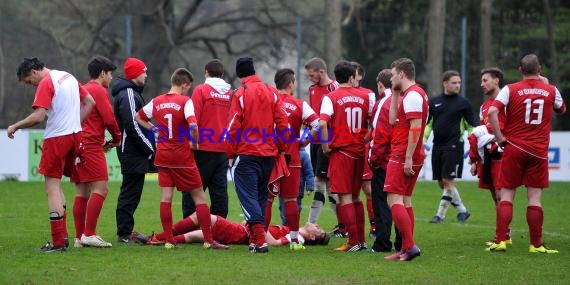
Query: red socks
xmin=196 ymin=203 xmax=213 ymax=244
xmin=264 ymin=200 xmax=273 ymax=227
xmin=84 ymin=193 xmax=105 ymax=237
xmin=173 ymin=234 xmax=187 ymax=244
xmin=366 ymin=198 xmax=375 ymax=224
xmin=527 ymin=205 xmax=543 ymax=247
xmin=496 ymin=201 xmax=513 ymax=242
xmin=354 ymin=201 xmax=365 ymax=243
xmin=406 ymin=206 xmax=415 ymax=235
xmin=338 ymin=203 xmax=358 ymax=246
xmin=160 ymin=202 xmax=174 ymax=243
xmin=391 ymin=204 xmax=414 ymax=250
xmin=251 ymin=223 xmax=266 ymax=247
xmin=171 ymin=216 xmax=198 ymax=236
xmin=50 ymin=218 xmax=66 ymax=248
xmin=284 ymin=200 xmax=300 ymax=232
xmin=73 ymin=196 xmax=88 ymax=239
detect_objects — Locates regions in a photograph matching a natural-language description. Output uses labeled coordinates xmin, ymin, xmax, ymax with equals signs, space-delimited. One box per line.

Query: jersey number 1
xmin=524 ymin=98 xmax=544 ymax=125
xmin=344 ymin=107 xmax=362 ymax=132
xmin=164 ymin=113 xmax=173 ymax=139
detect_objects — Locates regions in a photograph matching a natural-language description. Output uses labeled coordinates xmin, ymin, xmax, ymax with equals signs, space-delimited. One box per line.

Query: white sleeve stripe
xmin=142 ymin=100 xmax=154 ymax=119
xmin=127 ymin=88 xmax=154 ymax=152
xmin=184 ymin=99 xmax=196 ymax=119
xmin=554 ymin=87 xmax=564 ymax=109
xmin=496 ymin=86 xmax=510 ymax=105
xmin=403 ymin=91 xmax=423 ymax=113
xmin=368 ymin=92 xmax=376 ymax=116
xmin=301 ymin=101 xmax=316 ymax=121
xmin=372 ymin=96 xmax=389 ymax=129
xmin=320 ymin=96 xmax=334 ymax=116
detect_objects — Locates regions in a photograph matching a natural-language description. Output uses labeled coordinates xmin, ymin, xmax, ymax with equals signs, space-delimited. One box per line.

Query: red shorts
xmin=157 ymin=166 xmax=202 ymax=191
xmin=362 ymin=144 xmax=372 ymax=180
xmin=71 ymin=145 xmax=108 ymax=183
xmin=499 ymin=144 xmax=549 ymax=189
xmin=477 ymin=159 xmax=502 ymax=191
xmin=211 ymin=216 xmax=249 ymax=244
xmin=328 ymin=151 xmax=364 ymax=195
xmin=279 ymin=167 xmax=301 ymax=199
xmin=39 ymin=133 xmax=80 ymax=179
xmin=383 ymin=161 xmax=423 ymax=196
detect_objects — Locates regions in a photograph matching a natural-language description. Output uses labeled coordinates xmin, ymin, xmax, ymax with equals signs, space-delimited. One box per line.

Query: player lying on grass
xmin=133 ymin=213 xmax=330 ymax=249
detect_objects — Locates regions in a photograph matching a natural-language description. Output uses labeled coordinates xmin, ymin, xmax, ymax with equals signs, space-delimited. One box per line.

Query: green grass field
xmin=0 ymin=180 xmax=568 ymax=284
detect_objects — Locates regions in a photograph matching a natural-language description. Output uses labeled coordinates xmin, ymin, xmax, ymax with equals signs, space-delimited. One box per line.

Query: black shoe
xmin=64 ymin=237 xmax=69 ymax=248
xmin=250 ymin=243 xmax=269 ymax=253
xmin=429 ymin=216 xmax=444 ymax=224
xmin=457 ymin=212 xmax=471 ymax=223
xmin=117 ymin=235 xmax=131 ymax=243
xmin=38 ymin=242 xmax=66 ymax=253
xmin=371 ymin=242 xmax=393 ymax=253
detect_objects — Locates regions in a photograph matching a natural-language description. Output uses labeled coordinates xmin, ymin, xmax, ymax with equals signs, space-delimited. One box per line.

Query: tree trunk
xmin=543 ymin=0 xmax=559 ymax=129
xmin=324 ymin=0 xmax=342 ymax=69
xmin=426 ymin=0 xmax=446 ymax=96
xmin=480 ymin=0 xmax=494 ymax=67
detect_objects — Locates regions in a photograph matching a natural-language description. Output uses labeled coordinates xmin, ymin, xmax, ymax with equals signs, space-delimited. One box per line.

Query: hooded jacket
xmin=112 ymin=76 xmax=155 ymax=174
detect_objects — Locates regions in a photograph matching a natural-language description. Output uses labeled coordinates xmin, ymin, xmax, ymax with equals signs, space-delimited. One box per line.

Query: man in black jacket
xmin=112 ymin=57 xmax=155 ymax=243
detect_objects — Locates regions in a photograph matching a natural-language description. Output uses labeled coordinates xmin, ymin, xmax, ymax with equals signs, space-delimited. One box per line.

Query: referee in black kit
xmin=424 ymin=70 xmax=477 ymax=224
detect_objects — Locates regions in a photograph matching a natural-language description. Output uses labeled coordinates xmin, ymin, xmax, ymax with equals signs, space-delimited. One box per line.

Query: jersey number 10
xmin=344 ymin=107 xmax=363 ymax=132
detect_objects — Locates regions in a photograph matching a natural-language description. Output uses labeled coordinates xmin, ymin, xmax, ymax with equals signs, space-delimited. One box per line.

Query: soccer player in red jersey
xmin=72 ymin=56 xmax=122 ymax=248
xmin=304 ymin=58 xmax=344 ymax=236
xmin=383 ymin=58 xmax=428 ymax=261
xmin=264 ymin=68 xmax=320 ymax=250
xmin=140 ymin=214 xmax=329 ymax=248
xmin=8 ymin=57 xmax=96 ymax=252
xmin=369 ymin=69 xmax=403 ymax=253
xmin=181 ymin=59 xmax=232 ymax=219
xmin=486 ymin=54 xmax=565 ymax=254
xmin=135 ymin=68 xmax=227 ymax=250
xmin=466 ymin=68 xmax=512 ymax=245
xmin=320 ymin=61 xmax=375 ymax=251
xmin=227 ymin=57 xmax=289 ymax=253
xmin=352 ymin=61 xmax=377 ymax=237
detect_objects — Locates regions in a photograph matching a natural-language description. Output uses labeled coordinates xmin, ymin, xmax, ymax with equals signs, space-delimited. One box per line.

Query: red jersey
xmin=370 ymin=94 xmax=401 ymax=170
xmin=191 ymin=78 xmax=233 ymax=152
xmin=81 ymin=81 xmax=121 ymax=147
xmin=227 ymin=75 xmax=289 ymax=157
xmin=138 ymin=93 xmax=197 ymax=167
xmin=390 ymin=84 xmax=429 ymax=164
xmin=320 ymin=86 xmax=375 ymax=157
xmin=279 ymin=93 xmax=319 ymax=167
xmin=493 ymin=79 xmax=565 ymax=159
xmin=479 ymin=97 xmax=506 ymax=131
xmin=308 ymin=80 xmax=339 ymax=117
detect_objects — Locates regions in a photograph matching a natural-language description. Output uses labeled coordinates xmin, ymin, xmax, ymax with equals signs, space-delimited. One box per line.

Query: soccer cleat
xmin=485 ymin=238 xmax=513 ymax=247
xmin=290 ymin=242 xmax=305 ymax=251
xmin=146 ymin=233 xmax=165 ymax=246
xmin=117 ymin=235 xmax=132 ymax=243
xmin=248 ymin=243 xmax=256 ymax=252
xmin=74 ymin=238 xmax=83 ymax=248
xmin=164 ymin=242 xmax=176 ymax=249
xmin=81 ymin=234 xmax=112 ymax=248
xmin=485 ymin=241 xmax=507 ymax=252
xmin=131 ymin=231 xmax=150 ymax=244
xmin=384 ymin=250 xmax=404 ymax=260
xmin=429 ymin=216 xmax=444 ymax=224
xmin=64 ymin=237 xmax=69 ymax=248
xmin=37 ymin=242 xmax=66 ymax=253
xmin=330 ymin=225 xmax=349 ymax=238
xmin=346 ymin=243 xmax=362 ymax=252
xmin=399 ymin=245 xmax=421 ymax=261
xmin=529 ymin=244 xmax=559 ymax=254
xmin=250 ymin=243 xmax=269 ymax=253
xmin=359 ymin=242 xmax=368 ymax=251
xmin=457 ymin=212 xmax=471 ymax=223
xmin=205 ymin=241 xmax=230 ymax=250
xmin=334 ymin=243 xmax=350 ymax=251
